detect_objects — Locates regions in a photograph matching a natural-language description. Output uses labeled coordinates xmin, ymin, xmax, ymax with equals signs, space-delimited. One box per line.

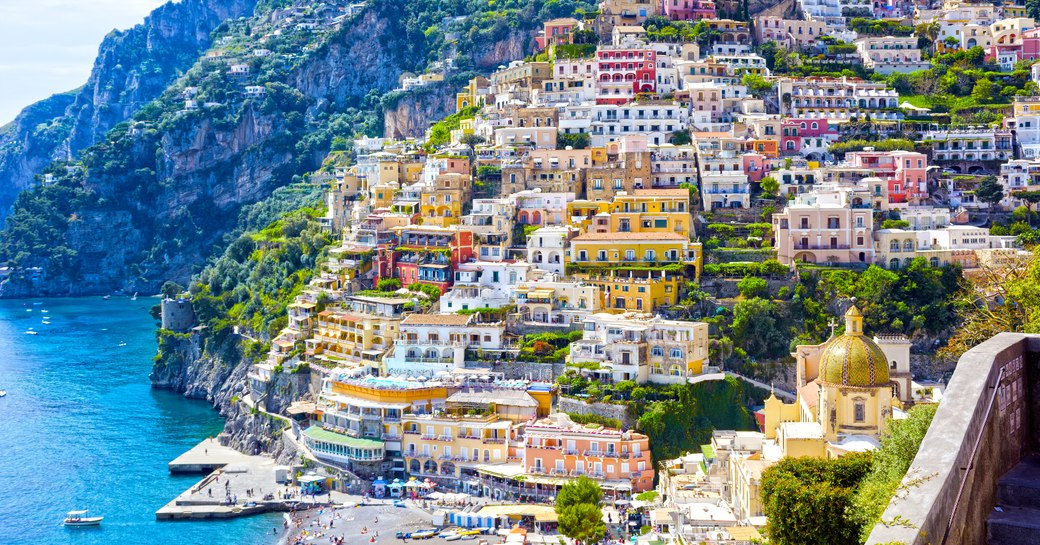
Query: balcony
xmin=793 ymin=244 xmax=851 ymax=250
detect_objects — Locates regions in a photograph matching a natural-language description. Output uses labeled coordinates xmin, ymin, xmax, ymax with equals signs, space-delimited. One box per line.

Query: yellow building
xmin=420 ymin=173 xmax=470 ymax=227
xmin=575 ymin=270 xmax=684 ymax=313
xmin=763 ymin=305 xmax=897 ymax=459
xmin=305 ymin=295 xmax=411 ymax=371
xmin=456 ymin=76 xmax=489 ymax=111
xmin=606 ymin=189 xmax=691 ymax=237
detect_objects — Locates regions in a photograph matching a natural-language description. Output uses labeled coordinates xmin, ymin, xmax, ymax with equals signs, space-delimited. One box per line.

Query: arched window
xmin=854 ymin=400 xmax=866 ymax=423
xmin=652 ymin=346 xmax=664 ymax=357
xmin=890 ymin=240 xmax=899 ymax=252
xmin=890 ymin=258 xmax=900 ymax=269
xmin=903 ymin=240 xmax=914 ymax=252
xmin=670 ymin=348 xmax=683 ymax=359
xmin=930 ymin=257 xmax=940 ymax=267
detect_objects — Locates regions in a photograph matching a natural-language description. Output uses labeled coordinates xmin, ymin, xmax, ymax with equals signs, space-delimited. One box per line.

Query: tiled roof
xmin=401 ymin=313 xmax=473 ymax=326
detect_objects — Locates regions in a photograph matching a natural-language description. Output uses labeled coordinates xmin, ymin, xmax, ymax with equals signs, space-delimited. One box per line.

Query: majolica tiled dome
xmin=819 ymin=306 xmax=890 ymax=387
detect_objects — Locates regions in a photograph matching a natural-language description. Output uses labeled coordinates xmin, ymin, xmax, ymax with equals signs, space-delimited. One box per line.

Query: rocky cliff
xmin=1 ymin=2 xmax=538 ymax=298
xmin=383 ymin=82 xmax=458 ymax=139
xmin=0 ymin=0 xmax=260 ymax=220
xmin=151 ymin=330 xmax=308 ymax=460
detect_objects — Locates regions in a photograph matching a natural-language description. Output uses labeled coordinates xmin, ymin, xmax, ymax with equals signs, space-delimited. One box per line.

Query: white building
xmin=527 ymin=227 xmax=578 ymax=276
xmin=382 ymin=314 xmax=505 ymax=376
xmin=440 ymin=261 xmax=534 ymax=312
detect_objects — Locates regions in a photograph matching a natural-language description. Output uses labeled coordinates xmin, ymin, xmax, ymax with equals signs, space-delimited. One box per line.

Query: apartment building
xmin=776 ymin=77 xmax=902 ymax=120
xmin=527 ymin=225 xmax=580 ymax=276
xmin=382 ymin=314 xmax=505 ymax=376
xmin=649 ymin=144 xmax=697 ymax=187
xmin=595 ymin=46 xmax=657 ymax=105
xmin=523 ymin=414 xmax=655 ymax=494
xmin=754 ymin=16 xmax=829 ymax=49
xmin=440 ymin=261 xmax=534 ymax=312
xmin=854 ymin=36 xmax=930 ymax=74
xmin=306 ymin=295 xmax=410 ymax=371
xmin=568 ymin=312 xmax=710 ymax=384
xmin=460 ymin=198 xmax=514 ymax=262
xmin=515 ymin=279 xmax=602 ymax=326
xmin=922 ymin=128 xmax=1013 ymax=162
xmin=772 ymin=185 xmax=876 ymax=265
xmin=845 ymin=149 xmax=928 ymax=204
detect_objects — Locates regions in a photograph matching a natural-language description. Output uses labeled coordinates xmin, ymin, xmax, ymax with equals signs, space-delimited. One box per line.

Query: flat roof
xmin=574 ymin=231 xmax=686 ymax=241
xmin=303 ymin=426 xmax=384 ymax=449
xmin=402 ymin=313 xmax=473 ymax=326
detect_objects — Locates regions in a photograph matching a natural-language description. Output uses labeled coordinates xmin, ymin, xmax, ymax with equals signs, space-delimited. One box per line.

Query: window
xmin=652 ymin=346 xmax=664 ymax=356
xmin=670 ymin=348 xmax=683 ymax=358
xmin=854 ymin=400 xmax=865 ymax=422
xmin=625 ymin=250 xmax=636 ymax=260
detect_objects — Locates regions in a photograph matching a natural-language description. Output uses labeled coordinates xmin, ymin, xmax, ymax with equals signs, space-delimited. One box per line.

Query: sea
xmin=0 ymin=297 xmax=279 ymax=545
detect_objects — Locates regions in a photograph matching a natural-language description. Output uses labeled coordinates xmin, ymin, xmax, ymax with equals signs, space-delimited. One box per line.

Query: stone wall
xmin=866 ymin=333 xmax=1040 ymax=545
xmin=467 ymin=360 xmax=565 ymax=382
xmin=558 ymin=397 xmax=635 ymax=428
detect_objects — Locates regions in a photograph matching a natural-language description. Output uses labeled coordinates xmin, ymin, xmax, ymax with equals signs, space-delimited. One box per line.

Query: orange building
xmin=522 ymin=415 xmax=654 ymax=495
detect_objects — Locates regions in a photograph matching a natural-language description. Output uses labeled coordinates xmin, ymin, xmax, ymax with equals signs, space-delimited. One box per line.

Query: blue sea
xmin=0 ymin=298 xmax=278 ymax=545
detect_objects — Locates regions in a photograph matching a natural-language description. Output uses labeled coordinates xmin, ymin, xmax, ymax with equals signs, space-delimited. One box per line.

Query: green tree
xmin=737 ymin=276 xmax=769 ymax=298
xmin=971 ymin=77 xmax=996 ymax=103
xmin=975 ymin=176 xmax=1005 ymax=209
xmin=759 ymin=176 xmax=779 ymax=197
xmin=761 ymin=453 xmax=874 ymax=545
xmin=742 ymin=73 xmax=774 ymax=98
xmin=377 ymin=278 xmax=401 ymax=291
xmin=731 ymin=297 xmax=791 ymax=359
xmin=556 ymin=476 xmax=606 ymax=545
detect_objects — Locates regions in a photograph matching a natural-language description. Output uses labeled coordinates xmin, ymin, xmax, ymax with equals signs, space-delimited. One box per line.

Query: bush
xmin=737 ymin=276 xmax=769 ymax=298
xmin=377 ymin=278 xmax=402 ymax=291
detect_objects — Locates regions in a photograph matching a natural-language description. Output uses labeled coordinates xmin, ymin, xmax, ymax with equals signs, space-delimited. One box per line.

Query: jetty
xmin=158 ymin=438 xmax=302 ymax=520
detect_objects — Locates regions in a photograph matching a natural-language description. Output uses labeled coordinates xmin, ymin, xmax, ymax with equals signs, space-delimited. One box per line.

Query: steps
xmin=988 ymin=456 xmax=1040 ymax=545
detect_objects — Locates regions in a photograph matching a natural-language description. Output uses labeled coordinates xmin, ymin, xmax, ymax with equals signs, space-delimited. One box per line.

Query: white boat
xmin=0 ymin=390 xmax=7 ymax=397
xmin=131 ymin=292 xmax=138 ymax=301
xmin=25 ymin=330 xmax=37 ymax=336
xmin=64 ymin=510 xmax=103 ymax=526
xmin=41 ymin=309 xmax=48 ymax=314
xmin=102 ymin=295 xmax=110 ymax=300
xmin=118 ymin=341 xmax=127 ymax=347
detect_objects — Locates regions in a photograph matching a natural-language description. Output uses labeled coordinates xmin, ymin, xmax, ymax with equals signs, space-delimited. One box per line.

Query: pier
xmin=158 ymin=438 xmax=302 ymax=520
xmin=168 ymin=437 xmax=255 ymax=473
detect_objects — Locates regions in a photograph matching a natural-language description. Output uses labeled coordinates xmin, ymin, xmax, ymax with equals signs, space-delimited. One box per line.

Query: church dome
xmin=819 ymin=306 xmax=890 ymax=387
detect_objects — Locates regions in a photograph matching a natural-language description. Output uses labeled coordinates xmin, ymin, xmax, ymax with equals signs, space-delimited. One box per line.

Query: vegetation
xmin=761 ymin=453 xmax=875 ymax=545
xmin=556 ymin=476 xmax=606 ymax=545
xmin=852 ymin=404 xmax=938 ymax=538
xmin=190 ymin=194 xmax=331 ymax=342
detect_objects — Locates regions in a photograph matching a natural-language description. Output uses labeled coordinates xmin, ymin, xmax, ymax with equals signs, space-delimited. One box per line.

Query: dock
xmin=158 ymin=438 xmax=302 ymax=520
xmin=168 ymin=437 xmax=255 ymax=473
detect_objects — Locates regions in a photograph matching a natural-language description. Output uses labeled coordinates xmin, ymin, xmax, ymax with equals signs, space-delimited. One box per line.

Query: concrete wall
xmin=558 ymin=396 xmax=635 ymax=428
xmin=866 ymin=333 xmax=1040 ymax=545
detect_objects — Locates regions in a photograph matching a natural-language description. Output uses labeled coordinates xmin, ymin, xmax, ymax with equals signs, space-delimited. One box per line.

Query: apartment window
xmin=614 ymin=179 xmax=624 ymax=189
xmin=645 ymin=250 xmax=656 ymax=261
xmin=652 ymin=346 xmax=664 ymax=356
xmin=625 ymin=250 xmax=636 ymax=261
xmin=670 ymin=348 xmax=683 ymax=358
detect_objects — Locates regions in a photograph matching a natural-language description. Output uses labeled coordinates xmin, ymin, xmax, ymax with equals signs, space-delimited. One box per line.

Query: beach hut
xmin=299 ymin=474 xmax=325 ymax=495
xmin=372 ymin=478 xmax=388 ymax=498
xmin=389 ymin=478 xmax=404 ymax=498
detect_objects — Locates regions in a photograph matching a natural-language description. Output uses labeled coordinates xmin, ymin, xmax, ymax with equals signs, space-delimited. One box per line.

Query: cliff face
xmin=0 ymin=0 xmax=259 ymax=220
xmin=151 ymin=331 xmax=307 ymax=459
xmin=383 ymin=83 xmax=458 ymax=139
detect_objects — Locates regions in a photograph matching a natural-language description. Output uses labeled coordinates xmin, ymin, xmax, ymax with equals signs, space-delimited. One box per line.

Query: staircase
xmin=988 ymin=455 xmax=1040 ymax=545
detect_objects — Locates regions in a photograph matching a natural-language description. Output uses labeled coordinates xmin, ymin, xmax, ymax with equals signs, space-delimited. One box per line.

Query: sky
xmin=0 ymin=0 xmax=168 ymax=125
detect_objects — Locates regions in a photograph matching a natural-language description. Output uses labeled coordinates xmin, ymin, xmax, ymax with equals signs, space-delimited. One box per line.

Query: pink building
xmin=523 ymin=417 xmax=654 ymax=494
xmin=596 ymin=48 xmax=657 ymax=105
xmin=535 ymin=18 xmax=580 ymax=50
xmin=1022 ymin=28 xmax=1040 ymax=61
xmin=743 ymin=152 xmax=767 ymax=182
xmin=780 ymin=118 xmax=838 ymax=159
xmin=661 ymin=0 xmax=716 ymax=21
xmin=845 ymin=150 xmax=928 ymax=204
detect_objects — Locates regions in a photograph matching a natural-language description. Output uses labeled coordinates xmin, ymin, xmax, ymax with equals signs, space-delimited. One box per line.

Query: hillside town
xmin=148 ymin=0 xmax=1040 ymax=543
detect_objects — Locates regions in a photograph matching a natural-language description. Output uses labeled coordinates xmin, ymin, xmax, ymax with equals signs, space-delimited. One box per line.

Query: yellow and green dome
xmin=819 ymin=306 xmax=890 ymax=388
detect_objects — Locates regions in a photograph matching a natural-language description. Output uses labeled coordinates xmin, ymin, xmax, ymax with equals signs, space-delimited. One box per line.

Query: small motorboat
xmin=0 ymin=390 xmax=7 ymax=397
xmin=25 ymin=329 xmax=37 ymax=336
xmin=41 ymin=309 xmax=48 ymax=314
xmin=118 ymin=341 xmax=127 ymax=347
xmin=64 ymin=510 xmax=103 ymax=526
xmin=102 ymin=295 xmax=110 ymax=300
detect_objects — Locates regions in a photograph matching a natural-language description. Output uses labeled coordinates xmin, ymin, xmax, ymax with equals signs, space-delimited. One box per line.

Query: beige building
xmin=772 ymin=186 xmax=875 ymax=266
xmin=754 ymin=16 xmax=828 ymax=49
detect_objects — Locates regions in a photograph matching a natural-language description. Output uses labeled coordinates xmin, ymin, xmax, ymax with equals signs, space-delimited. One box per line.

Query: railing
xmin=940 ymin=366 xmax=1006 ymax=545
xmin=793 ymin=244 xmax=852 ymax=250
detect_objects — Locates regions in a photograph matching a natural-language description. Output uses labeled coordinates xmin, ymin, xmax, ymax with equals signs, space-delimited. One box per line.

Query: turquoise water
xmin=0 ymin=298 xmax=278 ymax=545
